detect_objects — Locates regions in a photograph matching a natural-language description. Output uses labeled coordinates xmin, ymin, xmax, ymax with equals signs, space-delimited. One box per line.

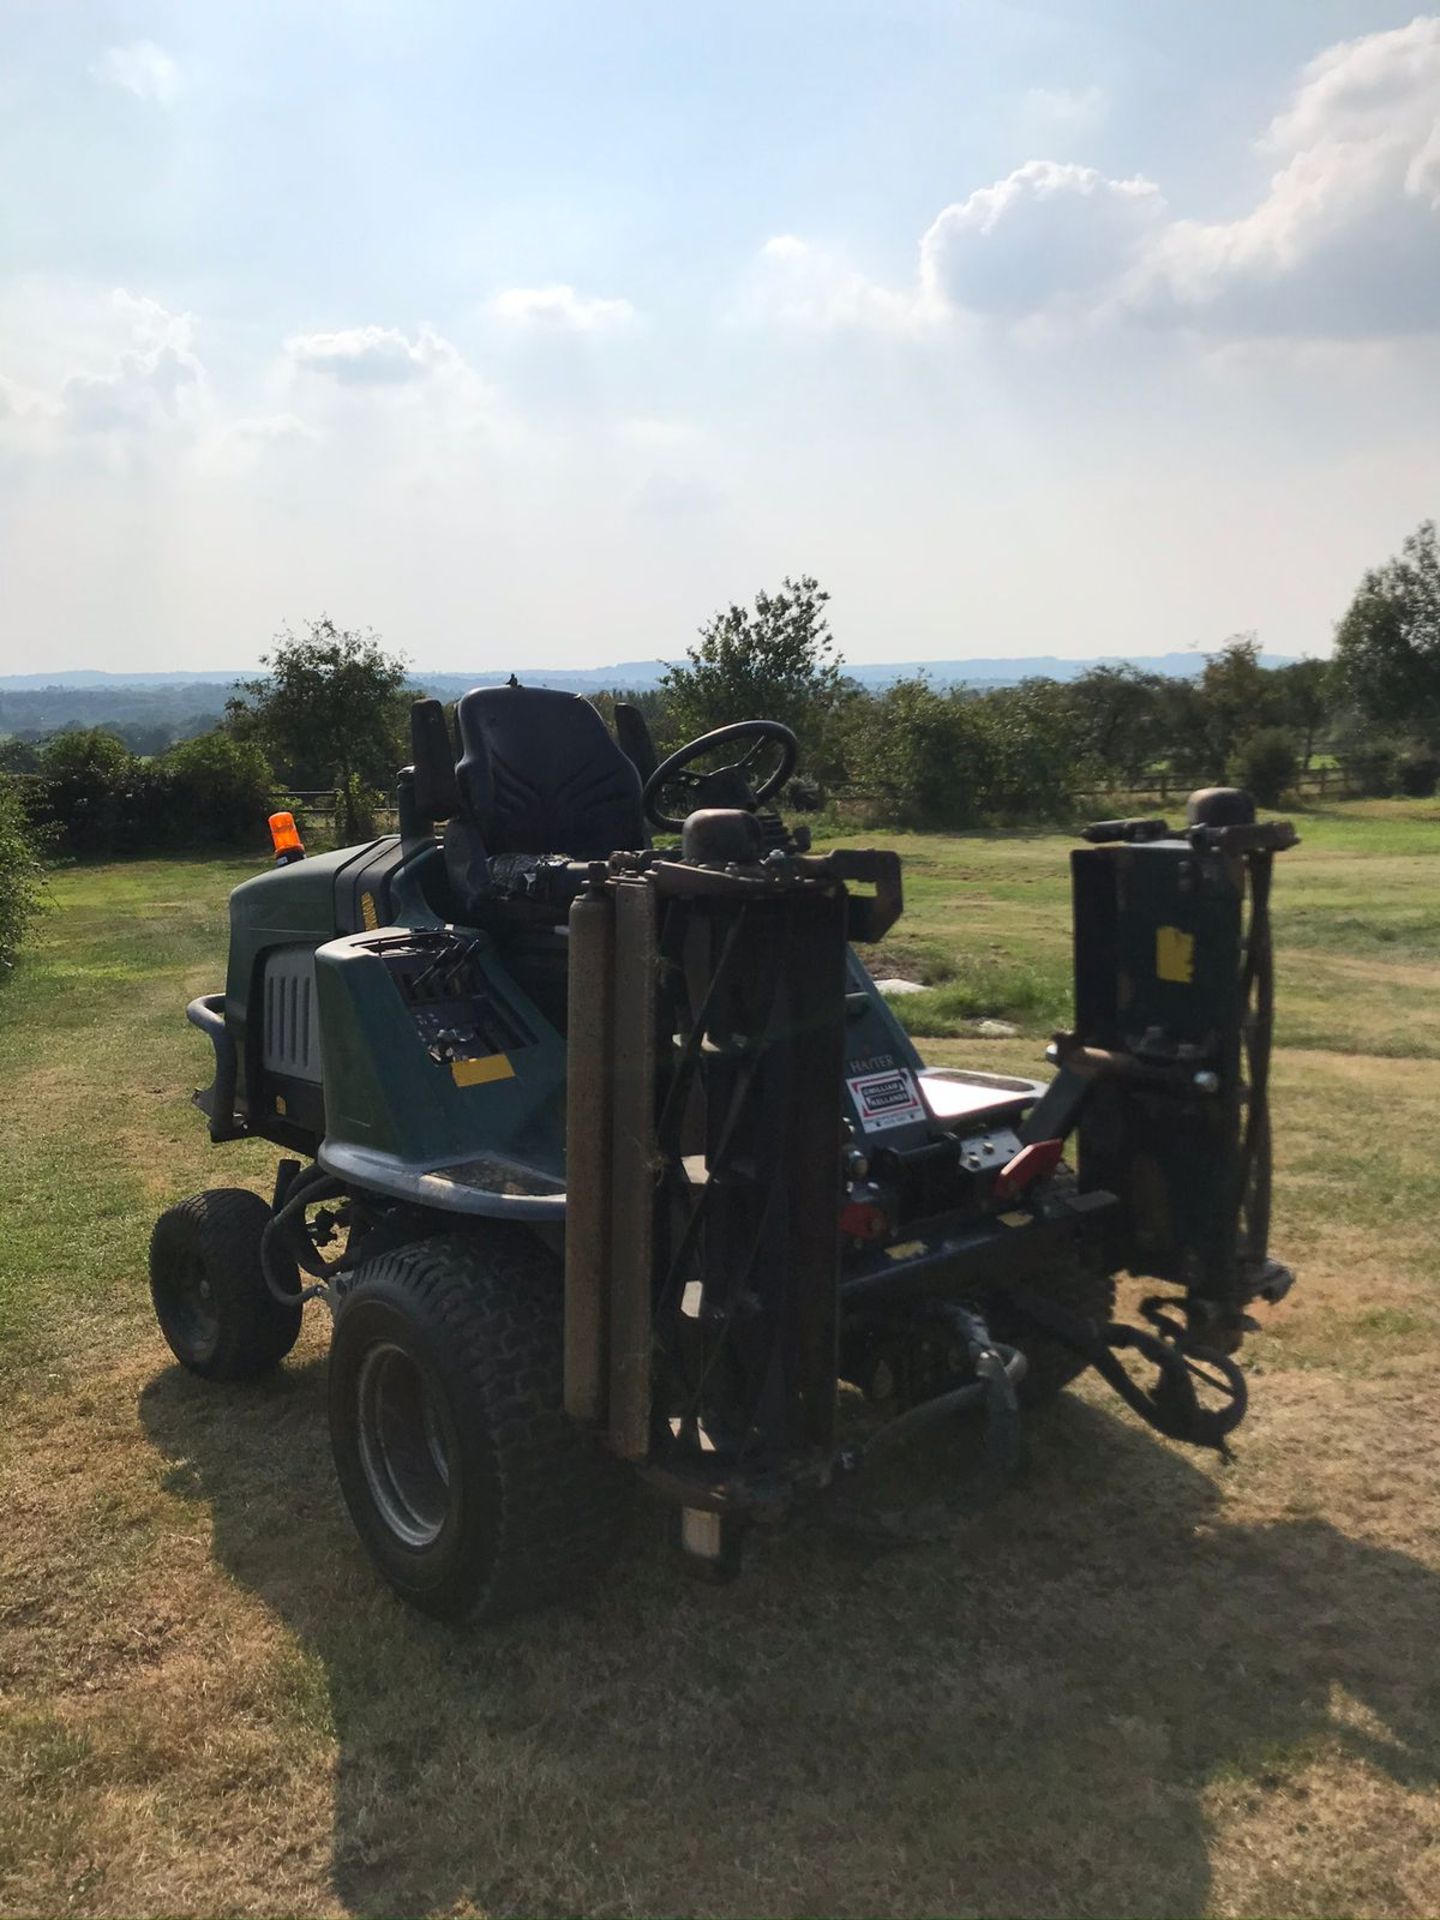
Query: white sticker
xmin=847 ymin=1066 xmax=926 ymax=1133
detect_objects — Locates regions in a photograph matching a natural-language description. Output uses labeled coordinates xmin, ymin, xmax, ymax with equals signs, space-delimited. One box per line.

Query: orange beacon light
xmin=268 ymin=811 xmax=306 ymax=865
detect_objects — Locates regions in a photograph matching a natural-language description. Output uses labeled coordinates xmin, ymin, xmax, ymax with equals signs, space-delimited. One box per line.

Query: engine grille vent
xmin=262 ymin=948 xmax=322 ymax=1082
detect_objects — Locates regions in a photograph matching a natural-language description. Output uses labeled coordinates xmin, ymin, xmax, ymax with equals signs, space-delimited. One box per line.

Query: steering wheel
xmin=642 ymin=720 xmax=799 ymax=832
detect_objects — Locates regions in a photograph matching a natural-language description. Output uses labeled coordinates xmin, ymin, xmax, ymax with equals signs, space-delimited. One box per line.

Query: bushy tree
xmin=1396 ymin=748 xmax=1439 ymax=797
xmin=662 ymin=576 xmax=843 ymax=768
xmin=1064 ymin=665 xmax=1169 ymax=785
xmin=0 ymin=772 xmax=45 ymax=980
xmin=1150 ymin=637 xmax=1298 ymax=787
xmin=1230 ymin=727 xmax=1298 ymax=806
xmin=229 ymin=616 xmax=411 ymax=839
xmin=0 ymin=738 xmax=42 ymax=774
xmin=158 ymin=732 xmax=274 ymax=848
xmin=1269 ymin=659 xmax=1333 ymax=768
xmin=977 ymin=679 xmax=1090 ymax=818
xmin=841 ymin=679 xmax=993 ymax=827
xmin=1197 ymin=636 xmax=1277 ymax=769
xmin=36 ymin=729 xmax=157 ymax=856
xmin=1334 ymin=519 xmax=1440 ymax=749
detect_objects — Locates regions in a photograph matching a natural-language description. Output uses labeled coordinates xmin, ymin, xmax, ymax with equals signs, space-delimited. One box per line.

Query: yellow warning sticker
xmin=1156 ymin=925 xmax=1195 ymax=984
xmin=360 ymin=890 xmax=379 ymax=930
xmin=451 ymin=1053 xmax=516 ymax=1088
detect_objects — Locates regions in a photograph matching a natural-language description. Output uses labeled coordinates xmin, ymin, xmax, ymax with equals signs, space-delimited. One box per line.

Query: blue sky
xmin=1 ymin=1 xmax=1438 ymax=672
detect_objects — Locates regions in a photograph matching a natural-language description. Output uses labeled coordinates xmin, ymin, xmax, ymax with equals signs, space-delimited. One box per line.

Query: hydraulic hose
xmin=261 ymin=1163 xmax=345 ymax=1307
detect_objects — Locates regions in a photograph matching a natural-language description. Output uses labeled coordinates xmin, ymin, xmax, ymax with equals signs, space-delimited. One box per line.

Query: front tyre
xmin=149 ymin=1188 xmax=302 ymax=1380
xmin=328 ymin=1231 xmax=628 ymax=1624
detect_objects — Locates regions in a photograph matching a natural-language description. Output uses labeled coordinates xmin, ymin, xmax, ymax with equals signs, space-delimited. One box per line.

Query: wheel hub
xmin=165 ymin=1252 xmax=220 ymax=1355
xmin=355 ymin=1342 xmax=452 ymax=1549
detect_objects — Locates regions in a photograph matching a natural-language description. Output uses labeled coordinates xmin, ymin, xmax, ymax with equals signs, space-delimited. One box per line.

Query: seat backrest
xmin=454 ymin=686 xmax=647 ymax=858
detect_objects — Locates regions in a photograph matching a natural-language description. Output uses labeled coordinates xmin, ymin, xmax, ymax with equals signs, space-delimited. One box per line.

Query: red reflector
xmin=839 ymin=1201 xmax=890 ymax=1241
xmin=995 ymin=1138 xmax=1064 ymax=1201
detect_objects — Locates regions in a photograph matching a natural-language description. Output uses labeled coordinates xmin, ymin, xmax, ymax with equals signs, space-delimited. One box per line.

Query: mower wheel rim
xmin=355 ymin=1341 xmax=452 ymax=1550
xmin=165 ymin=1251 xmax=220 ymax=1359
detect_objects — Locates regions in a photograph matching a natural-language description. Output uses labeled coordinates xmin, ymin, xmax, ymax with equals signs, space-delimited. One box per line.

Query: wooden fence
xmin=1074 ymin=763 xmax=1362 ymax=806
xmin=281 ymin=761 xmax=1364 ymax=842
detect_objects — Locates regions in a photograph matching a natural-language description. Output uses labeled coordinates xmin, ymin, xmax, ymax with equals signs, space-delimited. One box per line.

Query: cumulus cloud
xmin=280 ymin=321 xmax=500 ymax=439
xmin=750 ymin=17 xmax=1440 ymax=342
xmin=0 ymin=372 xmax=55 ymax=424
xmin=1138 ymin=15 xmax=1440 ymax=334
xmin=283 ymin=323 xmax=465 ymax=385
xmin=0 ymin=290 xmax=208 ymax=465
xmin=0 ymin=371 xmax=60 ymax=459
xmin=90 ymin=41 xmax=182 ymax=106
xmin=919 ymin=162 xmax=1164 ymax=320
xmin=487 ymin=284 xmax=638 ymax=331
xmin=60 ymin=291 xmax=206 ymax=434
xmin=749 ymin=165 xmax=1162 ymax=333
xmin=744 ymin=235 xmax=931 ymax=330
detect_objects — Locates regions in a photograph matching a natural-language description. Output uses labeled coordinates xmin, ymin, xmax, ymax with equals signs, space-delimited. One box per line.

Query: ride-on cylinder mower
xmin=150 ymin=689 xmax=1297 ymax=1621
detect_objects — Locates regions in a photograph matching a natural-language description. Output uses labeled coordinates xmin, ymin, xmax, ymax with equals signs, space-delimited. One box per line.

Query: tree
xmin=0 ymin=772 xmax=44 ymax=980
xmin=1197 ymin=635 xmax=1278 ymax=767
xmin=229 ymin=617 xmax=411 ymax=839
xmin=1268 ymin=659 xmax=1333 ymax=769
xmin=1230 ymin=727 xmax=1298 ymax=806
xmin=159 ymin=732 xmax=275 ymax=848
xmin=1064 ymin=665 xmax=1169 ymax=784
xmin=842 ymin=679 xmax=993 ymax=828
xmin=661 ymin=576 xmax=843 ymax=769
xmin=1334 ymin=520 xmax=1440 ymax=750
xmin=1155 ymin=637 xmax=1282 ymax=786
xmin=0 ymin=738 xmax=41 ymax=774
xmin=976 ymin=679 xmax=1092 ymax=818
xmin=36 ymin=728 xmax=158 ymax=856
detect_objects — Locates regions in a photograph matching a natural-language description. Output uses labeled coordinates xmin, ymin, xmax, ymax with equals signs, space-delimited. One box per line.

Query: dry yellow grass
xmin=1 ymin=819 xmax=1438 ymax=1918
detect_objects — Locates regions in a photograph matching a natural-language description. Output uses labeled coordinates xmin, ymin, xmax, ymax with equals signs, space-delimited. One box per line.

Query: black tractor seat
xmin=455 ymin=685 xmax=648 ymax=860
xmin=410 ymin=687 xmax=652 ymax=1027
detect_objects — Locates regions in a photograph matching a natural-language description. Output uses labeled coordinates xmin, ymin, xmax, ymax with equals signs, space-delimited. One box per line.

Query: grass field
xmin=1 ymin=801 xmax=1438 ymax=1918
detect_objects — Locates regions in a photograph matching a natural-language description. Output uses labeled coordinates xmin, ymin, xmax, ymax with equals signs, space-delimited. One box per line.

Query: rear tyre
xmin=149 ymin=1188 xmax=302 ymax=1380
xmin=328 ymin=1230 xmax=629 ymax=1624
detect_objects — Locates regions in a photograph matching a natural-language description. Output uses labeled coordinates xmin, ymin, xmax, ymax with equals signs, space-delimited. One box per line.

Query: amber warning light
xmin=268 ymin=811 xmax=306 ymax=865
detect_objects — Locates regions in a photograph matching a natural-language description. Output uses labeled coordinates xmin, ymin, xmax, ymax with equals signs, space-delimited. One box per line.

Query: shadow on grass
xmin=139 ymin=1361 xmax=1440 ymax=1919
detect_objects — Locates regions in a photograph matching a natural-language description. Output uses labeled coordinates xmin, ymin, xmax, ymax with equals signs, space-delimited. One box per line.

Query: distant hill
xmin=0 ymin=649 xmax=1302 ymax=707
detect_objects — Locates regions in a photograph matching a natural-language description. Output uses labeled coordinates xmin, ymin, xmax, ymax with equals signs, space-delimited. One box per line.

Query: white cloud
xmin=744 ymin=234 xmax=937 ymax=330
xmin=0 ymin=372 xmax=60 ymax=459
xmin=749 ymin=166 xmax=1162 ymax=332
xmin=919 ymin=162 xmax=1164 ymax=321
xmin=283 ymin=324 xmax=459 ymax=385
xmin=90 ymin=41 xmax=182 ymax=106
xmin=60 ymin=291 xmax=206 ymax=434
xmin=0 ymin=372 xmax=55 ymax=423
xmin=487 ymin=284 xmax=638 ymax=331
xmin=0 ymin=290 xmax=208 ymax=467
xmin=750 ymin=18 xmax=1440 ymax=343
xmin=198 ymin=413 xmax=322 ymax=476
xmin=1137 ymin=15 xmax=1440 ymax=335
xmin=279 ymin=322 xmax=501 ymax=441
